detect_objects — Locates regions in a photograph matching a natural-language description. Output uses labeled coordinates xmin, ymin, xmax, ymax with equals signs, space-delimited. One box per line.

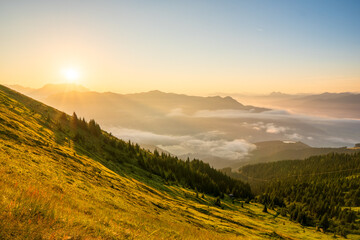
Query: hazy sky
xmin=1 ymin=0 xmax=359 ymax=95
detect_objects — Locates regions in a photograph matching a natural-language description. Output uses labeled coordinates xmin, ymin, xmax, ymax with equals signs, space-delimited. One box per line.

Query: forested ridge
xmin=238 ymin=153 xmax=360 ymax=237
xmin=138 ymin=152 xmax=252 ymax=198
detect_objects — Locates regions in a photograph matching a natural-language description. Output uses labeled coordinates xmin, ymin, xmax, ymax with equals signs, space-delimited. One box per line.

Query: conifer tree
xmin=319 ymin=213 xmax=329 ymax=232
xmin=263 ymin=204 xmax=268 ymax=213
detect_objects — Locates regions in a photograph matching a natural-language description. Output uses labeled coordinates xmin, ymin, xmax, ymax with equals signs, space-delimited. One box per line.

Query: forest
xmin=238 ymin=153 xmax=360 ymax=237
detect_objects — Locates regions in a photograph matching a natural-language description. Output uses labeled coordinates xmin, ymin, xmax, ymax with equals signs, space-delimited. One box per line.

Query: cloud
xmin=243 ymin=121 xmax=289 ymax=134
xmin=160 ymin=139 xmax=256 ymax=161
xmin=195 ymin=130 xmax=226 ymax=140
xmin=107 ymin=127 xmax=256 ymax=161
xmin=105 ymin=108 xmax=360 ymax=159
xmin=264 ymin=123 xmax=288 ymax=134
xmin=191 ymin=109 xmax=357 ymax=122
xmin=285 ymin=133 xmax=303 ymax=140
xmin=167 ymin=108 xmax=185 ymax=117
xmin=107 ymin=127 xmax=189 ymax=145
xmin=193 ymin=109 xmax=293 ymax=119
xmin=263 ymin=110 xmax=290 ymax=115
xmin=193 ymin=109 xmax=258 ymax=119
xmin=190 ymin=109 xmax=360 ymax=147
xmin=245 ymin=122 xmax=306 ymax=140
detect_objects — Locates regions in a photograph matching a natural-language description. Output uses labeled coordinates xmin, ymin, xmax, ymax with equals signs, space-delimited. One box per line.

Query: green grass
xmin=0 ymin=85 xmax=352 ymax=239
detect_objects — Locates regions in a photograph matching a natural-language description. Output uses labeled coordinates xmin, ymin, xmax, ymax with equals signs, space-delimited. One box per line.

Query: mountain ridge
xmin=229 ymin=140 xmax=360 ymax=169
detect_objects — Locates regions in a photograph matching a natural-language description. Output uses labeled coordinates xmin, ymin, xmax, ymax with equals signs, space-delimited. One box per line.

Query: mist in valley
xmin=9 ymin=84 xmax=360 ymax=168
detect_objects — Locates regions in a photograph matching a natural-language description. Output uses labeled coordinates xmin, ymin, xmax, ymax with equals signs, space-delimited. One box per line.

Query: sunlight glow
xmin=61 ymin=68 xmax=80 ymax=83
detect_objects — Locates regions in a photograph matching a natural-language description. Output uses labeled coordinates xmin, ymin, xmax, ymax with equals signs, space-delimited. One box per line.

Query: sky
xmin=1 ymin=0 xmax=359 ymax=95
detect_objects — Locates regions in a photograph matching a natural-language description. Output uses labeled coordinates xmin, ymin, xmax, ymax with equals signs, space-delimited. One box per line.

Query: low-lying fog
xmin=105 ymin=108 xmax=360 ymax=165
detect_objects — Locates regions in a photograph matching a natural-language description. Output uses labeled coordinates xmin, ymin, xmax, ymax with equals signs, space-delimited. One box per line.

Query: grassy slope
xmin=0 ymin=85 xmax=343 ymax=239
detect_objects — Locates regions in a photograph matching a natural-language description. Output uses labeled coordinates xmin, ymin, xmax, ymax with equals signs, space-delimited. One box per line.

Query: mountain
xmin=11 ymin=83 xmax=267 ymax=125
xmin=229 ymin=140 xmax=360 ymax=169
xmin=45 ymin=88 xmax=268 ymax=116
xmin=1 ymin=84 xmax=337 ymax=239
xmin=8 ymin=83 xmax=89 ymax=100
xmin=232 ymin=92 xmax=360 ymax=119
xmin=10 ymin=84 xmax=266 ymax=114
xmin=5 ymin=84 xmax=34 ymax=93
xmin=274 ymin=92 xmax=360 ymax=119
xmin=125 ymin=90 xmax=267 ymax=114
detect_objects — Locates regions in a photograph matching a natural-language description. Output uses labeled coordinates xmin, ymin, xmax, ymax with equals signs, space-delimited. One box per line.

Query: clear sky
xmin=1 ymin=0 xmax=359 ymax=95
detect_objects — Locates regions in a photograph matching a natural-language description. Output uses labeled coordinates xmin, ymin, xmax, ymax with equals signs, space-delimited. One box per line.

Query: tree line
xmin=138 ymin=150 xmax=252 ymax=199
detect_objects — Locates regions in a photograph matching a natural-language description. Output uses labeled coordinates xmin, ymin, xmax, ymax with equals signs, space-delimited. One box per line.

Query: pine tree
xmin=88 ymin=119 xmax=101 ymax=136
xmin=263 ymin=204 xmax=268 ymax=213
xmin=71 ymin=112 xmax=78 ymax=128
xmin=215 ymin=197 xmax=221 ymax=207
xmin=59 ymin=112 xmax=67 ymax=122
xmin=319 ymin=213 xmax=329 ymax=232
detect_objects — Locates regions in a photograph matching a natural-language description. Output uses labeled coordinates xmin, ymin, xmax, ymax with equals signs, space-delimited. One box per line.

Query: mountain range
xmin=7 ymin=83 xmax=360 ymax=169
xmin=229 ymin=92 xmax=360 ymax=119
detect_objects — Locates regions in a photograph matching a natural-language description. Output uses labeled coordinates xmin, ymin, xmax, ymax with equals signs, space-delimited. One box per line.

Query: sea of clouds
xmin=106 ymin=108 xmax=360 ymax=163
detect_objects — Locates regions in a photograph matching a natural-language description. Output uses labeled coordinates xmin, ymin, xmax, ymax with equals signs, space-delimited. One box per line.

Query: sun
xmin=61 ymin=68 xmax=80 ymax=83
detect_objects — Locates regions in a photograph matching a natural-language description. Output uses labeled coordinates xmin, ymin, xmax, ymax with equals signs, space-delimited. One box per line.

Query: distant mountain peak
xmin=255 ymin=140 xmax=310 ymax=149
xmin=149 ymin=89 xmax=163 ymax=93
xmin=40 ymin=83 xmax=89 ymax=92
xmin=7 ymin=82 xmax=90 ymax=101
xmin=269 ymin=91 xmax=286 ymax=96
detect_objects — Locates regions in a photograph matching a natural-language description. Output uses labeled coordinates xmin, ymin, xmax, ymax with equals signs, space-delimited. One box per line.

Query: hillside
xmin=230 ymin=140 xmax=360 ymax=168
xmin=0 ymin=84 xmax=342 ymax=239
xmin=234 ymin=153 xmax=360 ymax=238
